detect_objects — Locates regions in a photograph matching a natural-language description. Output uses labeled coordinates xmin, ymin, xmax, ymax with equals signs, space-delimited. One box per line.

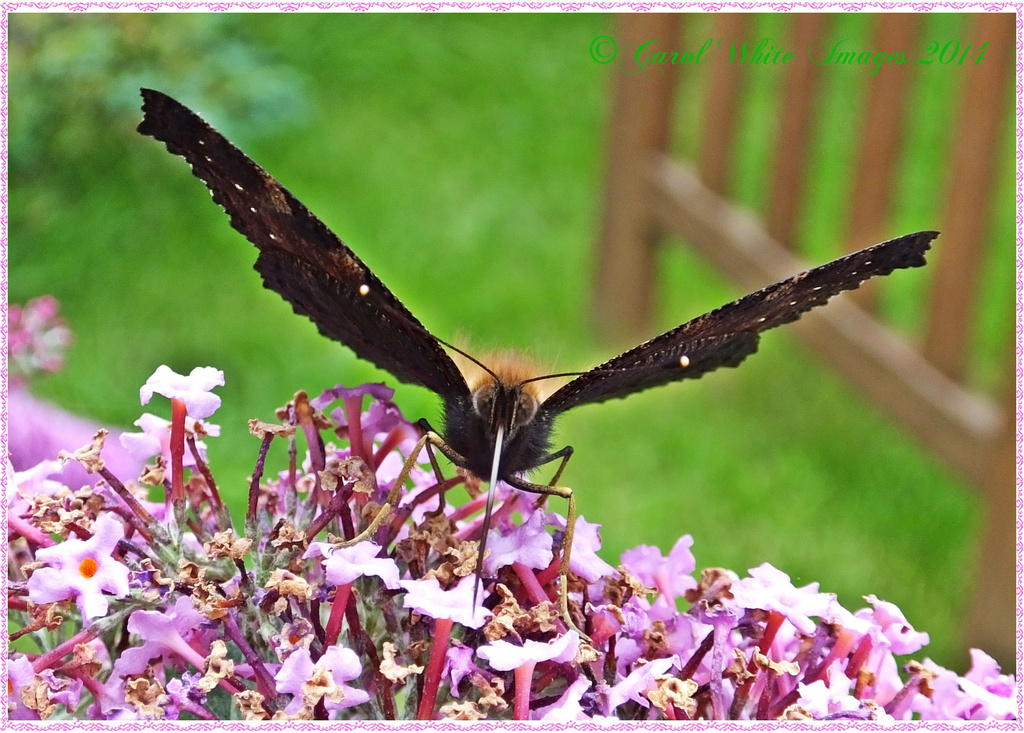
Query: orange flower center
xmin=79 ymin=557 xmax=99 ymax=579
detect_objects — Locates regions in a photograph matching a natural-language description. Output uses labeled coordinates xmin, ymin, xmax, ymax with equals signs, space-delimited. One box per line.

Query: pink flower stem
xmin=755 ymin=611 xmax=785 ymax=659
xmin=246 ymin=433 xmax=275 ymax=535
xmin=845 ymin=634 xmax=874 ymax=681
xmin=513 ymin=562 xmax=551 ymax=606
xmin=806 ymin=627 xmax=856 ymax=685
xmin=8 ymin=513 xmax=54 ymax=548
xmin=343 ymin=395 xmax=367 ymax=463
xmin=286 ymin=432 xmax=299 ymax=512
xmin=448 ymin=492 xmax=486 ymax=523
xmin=343 ymin=590 xmax=397 ymax=719
xmin=74 ymin=672 xmax=109 ymax=711
xmin=179 ymin=698 xmax=218 ymax=721
xmin=169 ymin=397 xmax=187 ymax=508
xmin=372 ymin=423 xmax=414 ymax=471
xmin=513 ymin=661 xmax=536 ymax=720
xmin=324 ymin=582 xmax=353 ymax=648
xmin=304 ymin=485 xmax=353 ymax=542
xmin=883 ymin=671 xmax=924 ymax=719
xmin=534 ymin=556 xmax=560 ymax=589
xmin=187 ymin=434 xmax=225 ymax=517
xmin=389 ymin=476 xmax=464 ymax=535
xmin=32 ymin=628 xmax=98 ymax=673
xmin=98 ymin=466 xmax=155 ymax=532
xmin=222 ymin=614 xmax=274 ymax=699
xmin=756 ymin=669 xmax=777 ymax=719
xmin=456 ymin=492 xmax=520 ymax=542
xmin=680 ymin=630 xmax=715 ymax=678
xmin=416 ymin=616 xmax=453 ymax=720
xmin=293 ymin=392 xmax=326 ymax=505
xmin=729 ymin=611 xmax=785 ymax=717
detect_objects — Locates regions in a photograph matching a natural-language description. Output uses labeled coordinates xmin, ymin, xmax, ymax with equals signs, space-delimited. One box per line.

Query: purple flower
xmin=857 ymin=593 xmax=929 ymax=655
xmin=482 ymin=506 xmax=553 ymax=575
xmin=163 ymin=674 xmax=200 ymax=720
xmin=477 ymin=629 xmax=580 ymax=671
xmin=313 ymin=383 xmax=407 ymax=438
xmin=27 ymin=513 xmax=130 ymax=619
xmin=401 ymin=575 xmax=491 ymax=629
xmin=913 ymin=657 xmax=1017 ymax=720
xmin=533 ymin=676 xmax=594 ymax=721
xmin=120 ymin=412 xmax=219 ymax=467
xmin=546 ymin=514 xmax=615 ymax=583
xmin=443 ymin=642 xmax=478 ymax=697
xmin=11 ymin=366 xmax=1017 ymax=722
xmin=8 ymin=458 xmax=65 ymax=510
xmin=965 ymin=649 xmax=1015 ymax=698
xmin=139 ymin=365 xmax=224 ymax=419
xmin=38 ymin=669 xmax=84 ymax=713
xmin=8 ymin=655 xmax=39 ymax=719
xmin=613 ymin=595 xmax=658 ymax=671
xmin=727 ymin=563 xmax=832 ymax=636
xmin=8 ymin=295 xmax=72 ymax=380
xmin=311 ymin=382 xmax=395 ymax=412
xmin=621 ymin=534 xmax=697 ymax=601
xmin=306 ymin=540 xmax=402 ymax=589
xmin=114 ymin=596 xmax=208 ymax=678
xmin=274 ymin=646 xmax=369 ymax=715
xmin=9 ymin=386 xmax=145 ymax=488
xmin=798 ymin=673 xmax=895 ymax=721
xmin=601 ymin=655 xmax=678 ymax=714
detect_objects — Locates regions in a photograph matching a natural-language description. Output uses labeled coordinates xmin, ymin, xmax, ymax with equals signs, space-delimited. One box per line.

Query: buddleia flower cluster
xmin=5 ymin=305 xmax=1017 ymax=720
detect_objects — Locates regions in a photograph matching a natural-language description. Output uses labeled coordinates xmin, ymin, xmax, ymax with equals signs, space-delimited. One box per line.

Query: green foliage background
xmin=8 ymin=13 xmax=1015 ymax=669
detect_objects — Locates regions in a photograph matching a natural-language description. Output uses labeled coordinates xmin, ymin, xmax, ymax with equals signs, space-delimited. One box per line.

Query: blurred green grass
xmin=8 ymin=13 xmax=1013 ymax=669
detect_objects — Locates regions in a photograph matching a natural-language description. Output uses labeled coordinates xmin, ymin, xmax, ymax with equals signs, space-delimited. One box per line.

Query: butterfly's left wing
xmin=540 ymin=230 xmax=937 ymax=416
xmin=138 ymin=89 xmax=470 ymax=403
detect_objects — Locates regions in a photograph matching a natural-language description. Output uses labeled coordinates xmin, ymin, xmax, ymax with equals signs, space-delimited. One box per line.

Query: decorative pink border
xmin=1 ymin=4 xmax=1020 ymax=728
xmin=0 ymin=2 xmax=1019 ymax=9
xmin=1015 ymin=0 xmax=1023 ymax=725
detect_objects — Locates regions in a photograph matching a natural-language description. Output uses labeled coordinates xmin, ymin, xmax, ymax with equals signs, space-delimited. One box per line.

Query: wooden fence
xmin=594 ymin=12 xmax=1016 ymax=666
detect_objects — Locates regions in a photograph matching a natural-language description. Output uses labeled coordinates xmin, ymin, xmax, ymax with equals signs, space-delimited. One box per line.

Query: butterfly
xmin=138 ymin=88 xmax=936 ymax=640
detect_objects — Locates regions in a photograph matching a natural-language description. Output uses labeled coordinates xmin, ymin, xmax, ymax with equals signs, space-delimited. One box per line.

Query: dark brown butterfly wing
xmin=541 ymin=230 xmax=937 ymax=415
xmin=138 ymin=89 xmax=469 ymax=402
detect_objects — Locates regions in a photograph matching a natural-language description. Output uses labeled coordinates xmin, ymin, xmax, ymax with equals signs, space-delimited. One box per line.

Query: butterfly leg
xmin=332 ymin=427 xmax=467 ymax=548
xmin=505 ymin=473 xmax=590 ymax=644
xmin=538 ymin=445 xmax=574 ymax=486
xmin=523 ymin=446 xmax=573 ymax=513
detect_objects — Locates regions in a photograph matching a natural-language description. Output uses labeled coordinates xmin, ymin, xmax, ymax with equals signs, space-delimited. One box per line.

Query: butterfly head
xmin=472 ymin=376 xmax=540 ymax=444
xmin=445 ymin=351 xmax=560 ymax=478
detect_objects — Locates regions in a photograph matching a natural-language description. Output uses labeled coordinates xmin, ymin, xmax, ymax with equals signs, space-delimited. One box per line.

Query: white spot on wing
xmin=679 ymin=355 xmax=690 ymax=368
xmin=359 ymin=284 xmax=370 ymax=296
xmin=235 ymin=183 xmax=244 ymax=192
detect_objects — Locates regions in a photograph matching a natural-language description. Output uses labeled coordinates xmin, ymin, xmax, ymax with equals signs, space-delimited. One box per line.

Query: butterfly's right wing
xmin=541 ymin=231 xmax=937 ymax=415
xmin=138 ymin=89 xmax=470 ymax=402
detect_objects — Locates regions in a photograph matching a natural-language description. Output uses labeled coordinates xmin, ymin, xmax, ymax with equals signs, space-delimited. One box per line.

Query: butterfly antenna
xmin=473 ymin=423 xmax=505 ymax=611
xmin=519 ymin=370 xmax=586 ymax=386
xmin=437 ymin=338 xmax=501 ymax=383
xmin=522 ymin=362 xmax=657 ymax=386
